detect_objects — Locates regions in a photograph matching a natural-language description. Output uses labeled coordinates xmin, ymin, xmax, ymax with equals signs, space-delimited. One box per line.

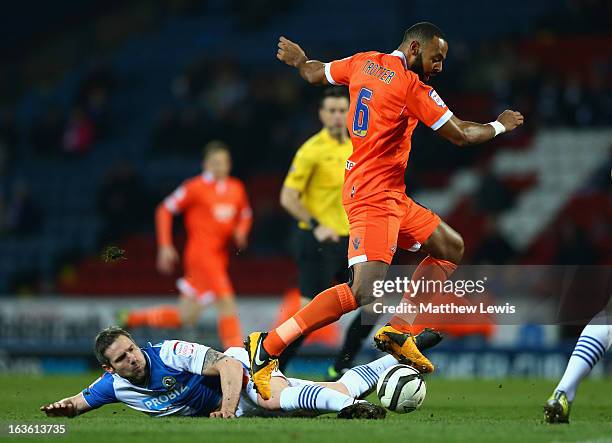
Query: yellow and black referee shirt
xmin=283 ymin=128 xmax=352 ymax=236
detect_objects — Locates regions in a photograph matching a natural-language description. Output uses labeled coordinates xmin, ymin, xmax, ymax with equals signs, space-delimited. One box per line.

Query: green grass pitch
xmin=2 ymin=374 xmax=611 ymax=443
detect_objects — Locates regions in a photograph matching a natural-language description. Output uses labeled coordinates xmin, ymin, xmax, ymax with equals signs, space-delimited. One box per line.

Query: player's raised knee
xmin=425 ymin=222 xmax=464 ymax=264
xmin=438 ymin=230 xmax=463 ymax=264
xmin=353 ymin=285 xmax=378 ymax=307
xmin=449 ymin=232 xmax=465 ymax=264
xmin=347 ymin=275 xmax=372 ymax=306
xmin=349 ymin=261 xmax=389 ymax=306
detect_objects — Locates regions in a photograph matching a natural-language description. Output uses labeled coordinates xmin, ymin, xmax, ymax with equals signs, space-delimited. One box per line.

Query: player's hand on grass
xmin=497 ymin=110 xmax=524 ymax=132
xmin=209 ymin=409 xmax=236 ymax=419
xmin=40 ymin=400 xmax=77 ymax=418
xmin=157 ymin=245 xmax=179 ymax=275
xmin=277 ymin=36 xmax=308 ymax=68
xmin=313 ymin=225 xmax=340 ymax=243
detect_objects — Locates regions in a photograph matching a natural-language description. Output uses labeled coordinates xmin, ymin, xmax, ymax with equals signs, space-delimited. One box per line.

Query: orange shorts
xmin=345 ymin=191 xmax=441 ymax=267
xmin=177 ymin=257 xmax=234 ymax=305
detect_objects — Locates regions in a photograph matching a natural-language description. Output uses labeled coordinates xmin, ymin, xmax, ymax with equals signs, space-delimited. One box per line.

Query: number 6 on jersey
xmin=352 ymin=87 xmax=372 ymax=137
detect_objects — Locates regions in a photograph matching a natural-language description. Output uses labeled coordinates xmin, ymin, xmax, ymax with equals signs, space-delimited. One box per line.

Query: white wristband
xmin=488 ymin=121 xmax=506 ymax=137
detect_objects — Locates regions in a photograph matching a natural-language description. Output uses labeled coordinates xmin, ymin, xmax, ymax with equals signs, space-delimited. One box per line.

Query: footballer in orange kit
xmin=245 ymin=22 xmax=524 ymax=400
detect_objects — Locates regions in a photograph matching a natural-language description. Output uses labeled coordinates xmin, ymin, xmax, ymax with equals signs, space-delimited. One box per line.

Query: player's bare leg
xmin=255 ymin=374 xmax=289 ymax=410
xmin=377 ymin=220 xmax=462 ymax=369
xmin=341 ymin=262 xmax=435 ymax=374
xmin=246 ymin=261 xmax=382 ymax=398
xmin=247 ymin=260 xmax=436 ymax=398
xmin=339 ymin=261 xmax=436 ymax=373
xmin=421 ymin=220 xmax=464 ymax=265
xmin=374 ymin=220 xmax=461 ymax=372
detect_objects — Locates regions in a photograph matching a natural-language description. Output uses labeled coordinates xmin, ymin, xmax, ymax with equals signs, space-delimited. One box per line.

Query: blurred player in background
xmin=279 ymin=87 xmax=379 ymax=378
xmin=246 ymin=22 xmax=524 ymax=400
xmin=40 ymin=327 xmax=389 ymax=419
xmin=122 ymin=142 xmax=251 ymax=349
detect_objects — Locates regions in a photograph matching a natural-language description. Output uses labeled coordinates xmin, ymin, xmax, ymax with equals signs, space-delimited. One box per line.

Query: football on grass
xmin=376 ymin=364 xmax=426 ymax=413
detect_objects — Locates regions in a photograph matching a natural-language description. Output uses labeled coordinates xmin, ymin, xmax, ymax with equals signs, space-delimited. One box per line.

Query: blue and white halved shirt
xmin=82 ymin=340 xmax=222 ymax=417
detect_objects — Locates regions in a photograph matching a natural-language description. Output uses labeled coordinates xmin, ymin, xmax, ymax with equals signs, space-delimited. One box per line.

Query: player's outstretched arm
xmin=277 ymin=36 xmax=328 ymax=85
xmin=201 ymin=349 xmax=244 ymax=418
xmin=40 ymin=393 xmax=91 ymax=418
xmin=155 ymin=204 xmax=179 ymax=275
xmin=437 ymin=110 xmax=524 ymax=146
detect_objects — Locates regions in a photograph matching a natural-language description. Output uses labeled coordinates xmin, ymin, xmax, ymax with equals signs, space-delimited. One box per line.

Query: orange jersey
xmin=157 ymin=172 xmax=252 ymax=259
xmin=325 ymin=50 xmax=453 ymax=203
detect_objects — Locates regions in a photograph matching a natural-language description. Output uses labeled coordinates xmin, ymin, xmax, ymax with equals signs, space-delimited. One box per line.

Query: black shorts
xmin=293 ymin=227 xmax=349 ymax=299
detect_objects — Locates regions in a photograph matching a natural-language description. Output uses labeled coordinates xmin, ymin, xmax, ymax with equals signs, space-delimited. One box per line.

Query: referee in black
xmin=278 ymin=87 xmax=375 ymax=378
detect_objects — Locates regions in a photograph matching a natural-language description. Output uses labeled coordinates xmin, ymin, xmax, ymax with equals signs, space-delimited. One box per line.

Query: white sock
xmin=556 ymin=314 xmax=612 ymax=402
xmin=279 ymin=384 xmax=355 ymax=413
xmin=338 ymin=354 xmax=398 ymax=398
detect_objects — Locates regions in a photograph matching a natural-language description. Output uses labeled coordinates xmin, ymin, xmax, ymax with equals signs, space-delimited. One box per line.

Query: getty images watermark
xmin=360 ymin=265 xmax=612 ymax=326
xmin=370 ymin=275 xmax=517 ymax=316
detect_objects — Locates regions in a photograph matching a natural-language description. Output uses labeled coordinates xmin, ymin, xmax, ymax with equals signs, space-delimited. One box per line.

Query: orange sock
xmin=218 ymin=314 xmax=243 ymax=349
xmin=127 ymin=305 xmax=182 ymax=329
xmin=390 ymin=256 xmax=457 ymax=333
xmin=264 ymin=283 xmax=358 ymax=356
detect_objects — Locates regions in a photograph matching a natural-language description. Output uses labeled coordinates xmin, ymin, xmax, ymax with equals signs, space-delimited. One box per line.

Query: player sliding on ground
xmin=39 ymin=327 xmax=434 ymax=419
xmin=246 ymin=22 xmax=524 ymax=400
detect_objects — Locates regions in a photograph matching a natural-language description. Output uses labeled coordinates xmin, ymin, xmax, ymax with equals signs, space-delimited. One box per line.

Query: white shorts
xmin=223 ymin=347 xmax=316 ymax=418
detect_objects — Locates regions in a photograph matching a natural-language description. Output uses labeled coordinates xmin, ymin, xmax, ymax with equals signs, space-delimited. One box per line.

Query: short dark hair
xmin=319 ymin=87 xmax=349 ymax=109
xmin=202 ymin=140 xmax=230 ymax=160
xmin=402 ymin=22 xmax=446 ymax=46
xmin=94 ymin=326 xmax=135 ymax=366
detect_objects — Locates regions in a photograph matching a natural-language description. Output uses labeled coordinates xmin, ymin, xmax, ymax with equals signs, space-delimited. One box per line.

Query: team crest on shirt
xmin=173 ymin=341 xmax=194 ymax=356
xmin=352 ymin=237 xmax=361 ymax=250
xmin=162 ymin=376 xmax=177 ymax=390
xmin=213 ymin=204 xmax=237 ymax=222
xmin=428 ymin=89 xmax=446 ymax=107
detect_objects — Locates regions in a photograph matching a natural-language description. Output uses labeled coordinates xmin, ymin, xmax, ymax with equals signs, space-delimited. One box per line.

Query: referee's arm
xmin=280 ymin=186 xmax=338 ymax=242
xmin=282 ymin=147 xmax=339 ymax=242
xmin=280 ymin=186 xmax=313 ymax=226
